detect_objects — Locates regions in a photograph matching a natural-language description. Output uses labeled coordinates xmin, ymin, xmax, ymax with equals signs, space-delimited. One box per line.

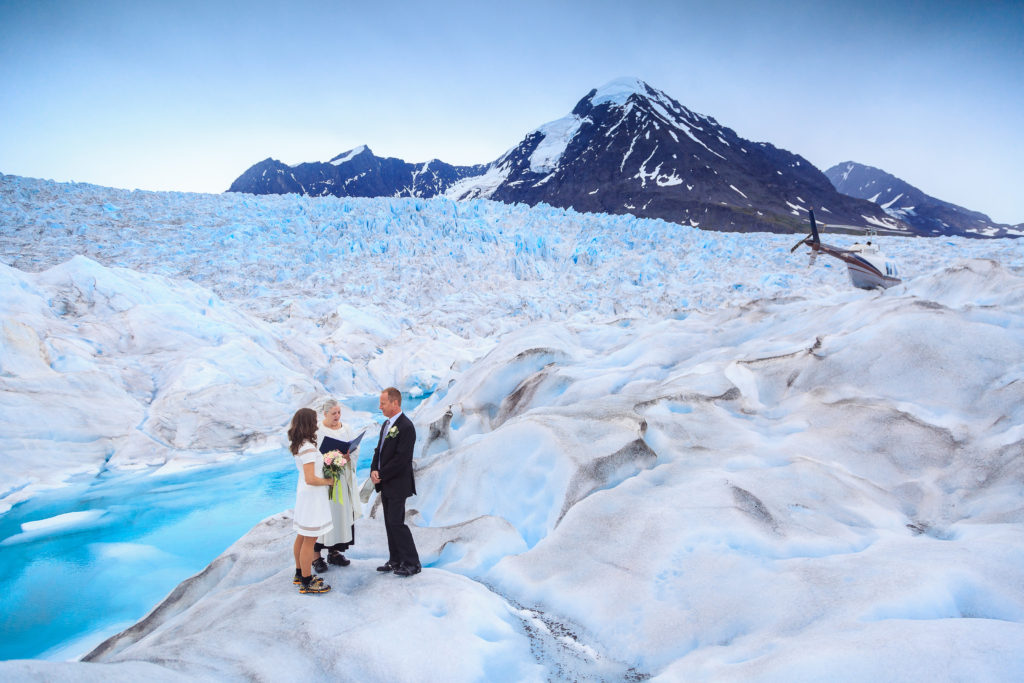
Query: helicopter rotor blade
xmin=789 ymin=237 xmax=809 ymax=253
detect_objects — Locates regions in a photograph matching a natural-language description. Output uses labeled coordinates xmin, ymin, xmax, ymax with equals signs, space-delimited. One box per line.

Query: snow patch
xmin=529 ymin=115 xmax=587 ymax=174
xmin=329 ymin=145 xmax=367 ymax=165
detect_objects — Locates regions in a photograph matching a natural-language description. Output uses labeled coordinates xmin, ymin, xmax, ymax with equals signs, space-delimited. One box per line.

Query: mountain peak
xmin=327 ymin=145 xmax=371 ymax=165
xmin=826 ymin=161 xmax=1019 ymax=237
xmin=589 ymin=77 xmax=654 ymax=106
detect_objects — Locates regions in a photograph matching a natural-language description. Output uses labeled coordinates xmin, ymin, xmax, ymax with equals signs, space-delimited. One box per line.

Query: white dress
xmin=316 ymin=422 xmax=362 ymax=547
xmin=293 ymin=441 xmax=333 ymax=537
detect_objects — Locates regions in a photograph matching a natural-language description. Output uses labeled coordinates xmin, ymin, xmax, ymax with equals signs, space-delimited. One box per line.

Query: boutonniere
xmin=386 ymin=425 xmax=399 ymax=439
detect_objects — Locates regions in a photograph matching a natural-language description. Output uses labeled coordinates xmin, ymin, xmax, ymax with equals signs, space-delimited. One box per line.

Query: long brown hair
xmin=288 ymin=407 xmax=318 ymax=455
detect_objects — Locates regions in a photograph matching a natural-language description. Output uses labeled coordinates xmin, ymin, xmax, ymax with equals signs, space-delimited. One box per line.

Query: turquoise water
xmin=0 ymin=453 xmax=298 ymax=661
xmin=0 ymin=393 xmax=427 ymax=662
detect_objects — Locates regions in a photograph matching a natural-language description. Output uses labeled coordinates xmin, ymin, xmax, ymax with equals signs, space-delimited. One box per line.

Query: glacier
xmin=1 ymin=173 xmax=1023 ymax=680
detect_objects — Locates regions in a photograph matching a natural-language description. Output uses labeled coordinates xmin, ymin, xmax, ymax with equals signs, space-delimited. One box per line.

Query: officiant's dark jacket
xmin=371 ymin=413 xmax=416 ymax=498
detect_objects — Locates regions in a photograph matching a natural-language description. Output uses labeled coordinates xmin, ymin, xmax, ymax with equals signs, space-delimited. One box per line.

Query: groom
xmin=370 ymin=387 xmax=421 ymax=577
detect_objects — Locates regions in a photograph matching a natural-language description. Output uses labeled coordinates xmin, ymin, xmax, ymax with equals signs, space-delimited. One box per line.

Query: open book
xmin=319 ymin=429 xmax=366 ymax=455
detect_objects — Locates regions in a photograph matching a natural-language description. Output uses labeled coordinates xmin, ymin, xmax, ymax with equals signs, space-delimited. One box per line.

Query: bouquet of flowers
xmin=323 ymin=450 xmax=349 ymax=503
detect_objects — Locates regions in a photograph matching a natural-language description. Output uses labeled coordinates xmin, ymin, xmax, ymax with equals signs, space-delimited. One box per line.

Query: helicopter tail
xmin=789 ymin=207 xmax=822 ymax=253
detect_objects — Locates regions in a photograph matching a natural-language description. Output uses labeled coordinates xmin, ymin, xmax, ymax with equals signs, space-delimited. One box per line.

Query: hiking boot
xmin=312 ymin=557 xmax=328 ymax=573
xmin=293 ymin=568 xmax=302 ymax=585
xmin=299 ymin=576 xmax=331 ymax=594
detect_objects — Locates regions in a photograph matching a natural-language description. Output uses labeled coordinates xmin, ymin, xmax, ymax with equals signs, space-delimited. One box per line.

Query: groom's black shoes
xmin=376 ymin=561 xmax=398 ymax=573
xmin=394 ymin=563 xmax=421 ymax=577
xmin=312 ymin=557 xmax=328 ymax=573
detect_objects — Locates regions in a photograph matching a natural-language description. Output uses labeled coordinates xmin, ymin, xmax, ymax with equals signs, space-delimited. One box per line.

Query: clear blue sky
xmin=2 ymin=0 xmax=1022 ymax=224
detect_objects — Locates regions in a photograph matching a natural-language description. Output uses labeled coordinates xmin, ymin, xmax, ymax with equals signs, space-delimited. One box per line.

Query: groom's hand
xmin=370 ymin=470 xmax=380 ymax=484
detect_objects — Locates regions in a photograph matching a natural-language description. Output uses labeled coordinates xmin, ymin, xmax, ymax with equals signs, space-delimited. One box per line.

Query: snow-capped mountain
xmin=449 ymin=78 xmax=904 ymax=234
xmin=228 ymin=145 xmax=487 ymax=198
xmin=229 ymin=79 xmax=907 ymax=234
xmin=826 ymin=161 xmax=1023 ymax=238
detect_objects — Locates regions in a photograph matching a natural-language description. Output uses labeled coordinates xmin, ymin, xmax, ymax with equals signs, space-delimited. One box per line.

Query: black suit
xmin=371 ymin=412 xmax=419 ymax=567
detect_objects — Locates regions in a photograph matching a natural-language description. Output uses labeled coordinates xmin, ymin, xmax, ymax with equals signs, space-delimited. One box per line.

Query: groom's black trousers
xmin=382 ymin=494 xmax=419 ymax=567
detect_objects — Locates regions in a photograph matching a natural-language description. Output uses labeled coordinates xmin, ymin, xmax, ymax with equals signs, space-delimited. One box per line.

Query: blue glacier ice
xmin=1 ymin=174 xmax=1023 ymax=680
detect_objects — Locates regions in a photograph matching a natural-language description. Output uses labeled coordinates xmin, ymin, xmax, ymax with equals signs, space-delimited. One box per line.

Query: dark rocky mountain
xmin=826 ymin=162 xmax=1022 ymax=238
xmin=227 ymin=145 xmax=487 ymax=198
xmin=229 ymin=79 xmax=907 ymax=234
xmin=447 ymin=78 xmax=904 ymax=234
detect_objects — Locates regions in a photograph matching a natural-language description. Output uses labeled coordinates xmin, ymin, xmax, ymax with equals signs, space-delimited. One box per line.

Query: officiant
xmin=313 ymin=398 xmax=362 ymax=572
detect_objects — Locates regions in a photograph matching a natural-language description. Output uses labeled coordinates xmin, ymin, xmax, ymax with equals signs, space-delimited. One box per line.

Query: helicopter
xmin=791 ymin=207 xmax=902 ymax=289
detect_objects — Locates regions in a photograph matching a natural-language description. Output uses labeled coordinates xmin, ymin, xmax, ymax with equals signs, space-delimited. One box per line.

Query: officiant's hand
xmin=370 ymin=470 xmax=380 ymax=484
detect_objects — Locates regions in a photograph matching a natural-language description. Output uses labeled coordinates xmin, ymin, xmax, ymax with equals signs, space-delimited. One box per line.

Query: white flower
xmin=386 ymin=425 xmax=399 ymax=439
